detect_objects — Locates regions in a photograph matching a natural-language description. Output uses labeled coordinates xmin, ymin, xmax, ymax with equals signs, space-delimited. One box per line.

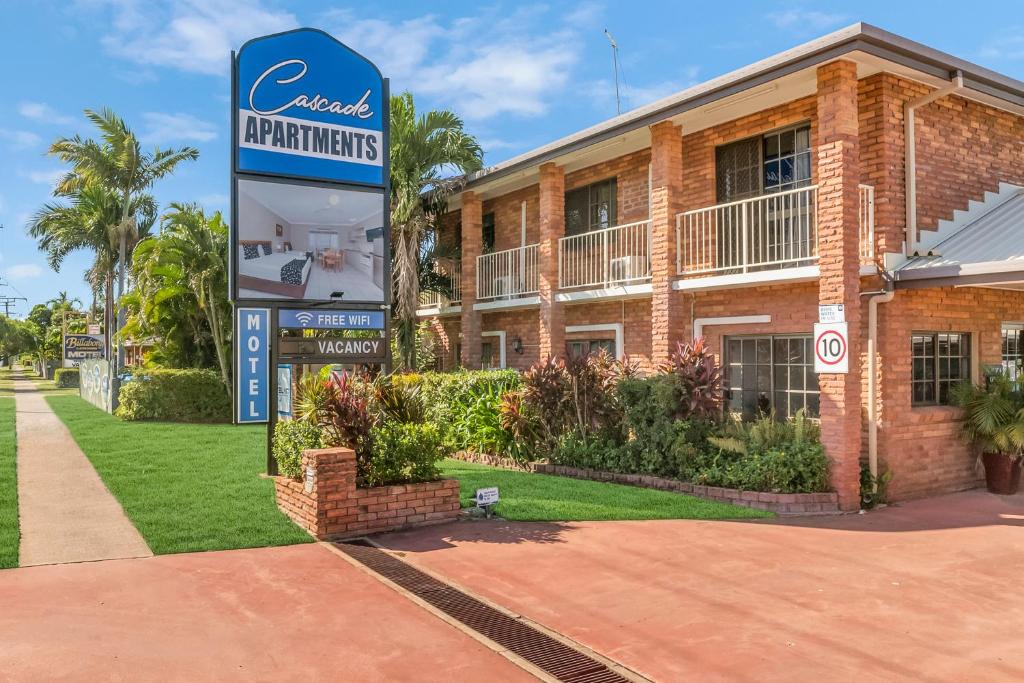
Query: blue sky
xmin=0 ymin=0 xmax=1021 ymax=315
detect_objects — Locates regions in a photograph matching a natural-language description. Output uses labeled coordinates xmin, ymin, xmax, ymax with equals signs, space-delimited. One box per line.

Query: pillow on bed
xmin=242 ymin=244 xmax=261 ymax=260
xmin=261 ymin=243 xmax=272 ymax=256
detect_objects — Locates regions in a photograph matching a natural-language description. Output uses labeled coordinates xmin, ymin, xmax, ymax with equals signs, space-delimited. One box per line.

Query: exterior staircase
xmin=915 ymin=182 xmax=1024 ymax=256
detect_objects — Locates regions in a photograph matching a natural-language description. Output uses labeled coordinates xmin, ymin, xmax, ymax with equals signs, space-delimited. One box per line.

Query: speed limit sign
xmin=814 ymin=322 xmax=849 ymax=373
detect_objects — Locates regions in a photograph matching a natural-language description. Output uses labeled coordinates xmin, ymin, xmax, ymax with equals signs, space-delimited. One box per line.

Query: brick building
xmin=417 ymin=23 xmax=1024 ymax=508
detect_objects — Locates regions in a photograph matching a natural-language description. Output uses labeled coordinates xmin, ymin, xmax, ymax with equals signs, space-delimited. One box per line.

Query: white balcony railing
xmin=676 ymin=184 xmax=876 ymax=275
xmin=676 ymin=185 xmax=819 ymax=275
xmin=477 ymin=244 xmax=539 ymax=300
xmin=418 ymin=262 xmax=461 ymax=309
xmin=558 ymin=220 xmax=652 ymax=290
xmin=859 ymin=183 xmax=875 ymax=261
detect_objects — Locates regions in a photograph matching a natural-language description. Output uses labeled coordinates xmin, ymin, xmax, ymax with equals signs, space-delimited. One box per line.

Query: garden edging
xmin=452 ymin=452 xmax=839 ymax=515
xmin=275 ymin=446 xmax=460 ymax=540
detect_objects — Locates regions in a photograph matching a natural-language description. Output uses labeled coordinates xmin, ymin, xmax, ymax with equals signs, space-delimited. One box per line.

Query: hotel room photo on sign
xmin=236 ymin=177 xmax=386 ymax=302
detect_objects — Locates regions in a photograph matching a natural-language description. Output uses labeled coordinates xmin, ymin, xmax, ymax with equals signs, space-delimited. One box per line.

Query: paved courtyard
xmin=379 ymin=489 xmax=1024 ymax=682
xmin=0 ymin=543 xmax=531 ymax=681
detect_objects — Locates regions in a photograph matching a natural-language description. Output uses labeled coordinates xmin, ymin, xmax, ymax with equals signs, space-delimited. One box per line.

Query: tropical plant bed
xmin=448 ymin=452 xmax=838 ymax=515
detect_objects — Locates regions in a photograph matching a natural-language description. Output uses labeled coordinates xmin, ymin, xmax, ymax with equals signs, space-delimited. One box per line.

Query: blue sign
xmin=278 ymin=308 xmax=385 ymax=330
xmin=236 ymin=308 xmax=270 ymax=423
xmin=235 ymin=28 xmax=386 ymax=186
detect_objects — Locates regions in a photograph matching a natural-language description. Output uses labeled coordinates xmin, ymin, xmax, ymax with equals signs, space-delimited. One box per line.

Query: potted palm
xmin=952 ymin=373 xmax=1024 ymax=495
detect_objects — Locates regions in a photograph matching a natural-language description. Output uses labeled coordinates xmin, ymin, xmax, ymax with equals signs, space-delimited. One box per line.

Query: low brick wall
xmin=274 ymin=446 xmax=461 ymax=540
xmin=535 ymin=464 xmax=839 ymax=515
xmin=452 ymin=451 xmax=539 ymax=471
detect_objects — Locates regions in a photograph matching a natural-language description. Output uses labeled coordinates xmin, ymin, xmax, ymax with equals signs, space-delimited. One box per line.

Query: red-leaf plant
xmin=660 ymin=336 xmax=723 ymax=420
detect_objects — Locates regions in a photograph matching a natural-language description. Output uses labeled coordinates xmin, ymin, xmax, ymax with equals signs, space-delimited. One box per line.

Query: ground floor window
xmin=567 ymin=339 xmax=615 ymax=359
xmin=911 ymin=332 xmax=971 ymax=406
xmin=724 ymin=335 xmax=818 ymax=419
xmin=481 ymin=341 xmax=496 ymax=369
xmin=1002 ymin=324 xmax=1023 ymax=384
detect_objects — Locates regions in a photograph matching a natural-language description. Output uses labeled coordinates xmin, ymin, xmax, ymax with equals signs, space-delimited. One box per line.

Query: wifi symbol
xmin=294 ymin=311 xmax=315 ymax=326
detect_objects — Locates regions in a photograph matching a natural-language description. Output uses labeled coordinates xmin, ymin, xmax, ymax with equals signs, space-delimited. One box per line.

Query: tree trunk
xmin=206 ymin=283 xmax=231 ymax=395
xmin=116 ymin=231 xmax=127 ymax=374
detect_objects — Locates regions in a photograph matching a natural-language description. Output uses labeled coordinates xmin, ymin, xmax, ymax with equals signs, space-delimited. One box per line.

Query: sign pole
xmin=267 ymin=305 xmax=279 ymax=476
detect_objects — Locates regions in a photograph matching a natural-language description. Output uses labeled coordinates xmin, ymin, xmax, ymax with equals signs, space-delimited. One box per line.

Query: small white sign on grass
xmin=475 ymin=487 xmax=500 ymax=507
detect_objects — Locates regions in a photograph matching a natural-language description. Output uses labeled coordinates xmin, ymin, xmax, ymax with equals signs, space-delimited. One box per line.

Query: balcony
xmin=477 ymin=244 xmax=539 ymax=301
xmin=558 ymin=220 xmax=652 ymax=291
xmin=675 ymin=184 xmax=875 ymax=281
xmin=417 ymin=262 xmax=461 ymax=313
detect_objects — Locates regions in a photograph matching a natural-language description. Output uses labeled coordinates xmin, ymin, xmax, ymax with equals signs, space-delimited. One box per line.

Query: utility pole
xmin=0 ymin=296 xmax=27 ymax=317
xmin=604 ymin=29 xmax=622 ymax=116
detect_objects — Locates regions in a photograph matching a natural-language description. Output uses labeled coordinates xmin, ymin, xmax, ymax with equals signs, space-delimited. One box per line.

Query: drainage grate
xmin=337 ymin=540 xmax=632 ymax=683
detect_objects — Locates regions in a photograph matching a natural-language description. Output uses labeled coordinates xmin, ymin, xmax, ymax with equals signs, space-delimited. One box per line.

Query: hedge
xmin=116 ymin=368 xmax=230 ymax=423
xmin=54 ymin=368 xmax=80 ymax=388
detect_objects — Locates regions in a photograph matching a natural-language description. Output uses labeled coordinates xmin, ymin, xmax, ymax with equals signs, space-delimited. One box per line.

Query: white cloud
xmin=6 ymin=264 xmax=44 ymax=280
xmin=979 ymin=26 xmax=1024 ymax=61
xmin=767 ymin=9 xmax=848 ymax=32
xmin=140 ymin=112 xmax=217 ymax=145
xmin=18 ymin=101 xmax=76 ymax=126
xmin=22 ymin=169 xmax=65 ymax=187
xmin=96 ymin=0 xmax=298 ymax=76
xmin=0 ymin=129 xmax=42 ymax=149
xmin=323 ymin=7 xmax=589 ymax=120
xmin=583 ymin=70 xmax=700 ymax=113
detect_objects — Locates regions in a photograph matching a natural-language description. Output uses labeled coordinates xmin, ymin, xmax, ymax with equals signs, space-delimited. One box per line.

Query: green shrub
xmin=115 ymin=369 xmax=230 ymax=422
xmin=364 ymin=422 xmax=444 ymax=488
xmin=273 ymin=420 xmax=325 ymax=479
xmin=686 ymin=442 xmax=830 ymax=493
xmin=54 ymin=368 xmax=80 ymax=388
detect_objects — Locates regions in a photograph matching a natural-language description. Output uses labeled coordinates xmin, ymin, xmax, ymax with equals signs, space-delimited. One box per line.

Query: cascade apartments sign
xmin=231 ymin=28 xmax=390 ymax=424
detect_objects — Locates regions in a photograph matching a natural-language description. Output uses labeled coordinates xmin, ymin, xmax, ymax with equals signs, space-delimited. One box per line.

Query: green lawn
xmin=439 ymin=459 xmax=771 ymax=522
xmin=46 ymin=395 xmax=312 ymax=555
xmin=0 ymin=380 xmax=17 ymax=568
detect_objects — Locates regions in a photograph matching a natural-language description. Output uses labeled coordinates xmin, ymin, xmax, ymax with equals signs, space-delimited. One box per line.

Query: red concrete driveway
xmin=0 ymin=543 xmax=531 ymax=682
xmin=379 ymin=489 xmax=1024 ymax=682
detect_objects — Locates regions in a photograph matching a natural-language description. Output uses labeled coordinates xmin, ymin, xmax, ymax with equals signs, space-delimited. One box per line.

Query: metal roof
xmin=462 ymin=22 xmax=1024 ymax=192
xmin=896 ymin=186 xmax=1024 ymax=287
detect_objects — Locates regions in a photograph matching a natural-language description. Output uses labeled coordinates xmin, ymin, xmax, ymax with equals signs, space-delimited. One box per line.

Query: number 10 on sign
xmin=814 ymin=322 xmax=849 ymax=374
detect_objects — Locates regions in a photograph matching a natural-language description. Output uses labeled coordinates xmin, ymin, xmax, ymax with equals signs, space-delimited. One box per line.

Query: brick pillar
xmin=538 ymin=163 xmax=565 ymax=360
xmin=816 ymin=60 xmax=862 ymax=511
xmin=649 ymin=121 xmax=684 ymax=363
xmin=460 ymin=192 xmax=482 ymax=368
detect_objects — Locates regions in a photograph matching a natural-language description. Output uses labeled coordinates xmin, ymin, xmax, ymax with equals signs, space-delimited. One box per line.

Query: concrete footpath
xmin=14 ymin=373 xmax=151 ymax=566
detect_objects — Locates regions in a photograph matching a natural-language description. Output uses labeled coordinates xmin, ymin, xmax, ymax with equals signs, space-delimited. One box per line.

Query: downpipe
xmin=863 ymin=286 xmax=895 ymax=490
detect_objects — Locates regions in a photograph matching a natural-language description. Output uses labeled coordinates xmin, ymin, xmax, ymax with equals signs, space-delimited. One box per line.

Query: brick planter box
xmin=274 ymin=446 xmax=461 ymax=540
xmin=533 ymin=464 xmax=839 ymax=515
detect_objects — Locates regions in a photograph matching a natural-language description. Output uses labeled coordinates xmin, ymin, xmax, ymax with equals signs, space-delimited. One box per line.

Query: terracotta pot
xmin=981 ymin=452 xmax=1022 ymax=495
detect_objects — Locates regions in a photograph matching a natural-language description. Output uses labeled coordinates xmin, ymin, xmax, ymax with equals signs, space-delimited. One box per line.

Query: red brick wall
xmin=856 ymin=73 xmax=1024 ymax=252
xmin=877 ymin=286 xmax=1024 ymax=500
xmin=426 ymin=317 xmax=461 ymax=371
xmin=482 ymin=184 xmax=541 ymax=252
xmin=481 ymin=309 xmax=542 ymax=371
xmin=274 ymin=446 xmax=460 ymax=540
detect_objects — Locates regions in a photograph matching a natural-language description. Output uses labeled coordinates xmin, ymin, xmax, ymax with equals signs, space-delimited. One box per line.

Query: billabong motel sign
xmin=230 ymin=26 xmax=391 ymax=472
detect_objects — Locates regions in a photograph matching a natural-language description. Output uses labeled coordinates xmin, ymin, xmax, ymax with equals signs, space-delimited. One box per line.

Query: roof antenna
xmin=604 ymin=29 xmax=622 ymax=115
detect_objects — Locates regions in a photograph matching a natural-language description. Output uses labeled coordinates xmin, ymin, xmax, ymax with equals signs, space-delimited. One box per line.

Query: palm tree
xmin=390 ymin=92 xmax=483 ymax=369
xmin=128 ymin=203 xmax=231 ymax=389
xmin=27 ymin=182 xmax=156 ymax=354
xmin=48 ymin=108 xmax=198 ymax=370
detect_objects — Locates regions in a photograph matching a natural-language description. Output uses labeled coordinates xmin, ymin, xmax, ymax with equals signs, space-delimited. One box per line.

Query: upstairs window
xmin=565 ymin=179 xmax=616 ymax=236
xmin=715 ymin=124 xmax=812 ymax=202
xmin=482 ymin=212 xmax=496 ymax=253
